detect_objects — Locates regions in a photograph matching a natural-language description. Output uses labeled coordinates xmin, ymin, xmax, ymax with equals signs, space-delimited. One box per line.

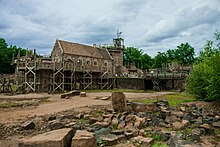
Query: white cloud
xmin=0 ymin=0 xmax=220 ymax=56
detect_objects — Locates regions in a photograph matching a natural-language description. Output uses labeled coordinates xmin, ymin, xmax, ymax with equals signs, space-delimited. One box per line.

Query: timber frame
xmin=15 ymin=53 xmax=115 ymax=93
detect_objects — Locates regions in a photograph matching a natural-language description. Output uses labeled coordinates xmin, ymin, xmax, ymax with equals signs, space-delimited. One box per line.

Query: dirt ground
xmin=0 ymin=91 xmax=174 ymax=124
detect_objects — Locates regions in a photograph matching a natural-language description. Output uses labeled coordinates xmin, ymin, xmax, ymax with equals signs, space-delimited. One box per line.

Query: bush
xmin=187 ymin=55 xmax=220 ymax=101
xmin=186 ymin=31 xmax=220 ymax=101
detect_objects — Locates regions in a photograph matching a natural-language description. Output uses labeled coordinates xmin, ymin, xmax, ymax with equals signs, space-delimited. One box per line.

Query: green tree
xmin=186 ymin=31 xmax=220 ymax=101
xmin=152 ymin=42 xmax=195 ymax=68
xmin=0 ymin=38 xmax=27 ymax=73
xmin=152 ymin=52 xmax=168 ymax=68
xmin=140 ymin=53 xmax=153 ymax=69
xmin=175 ymin=43 xmax=195 ymax=64
xmin=124 ymin=47 xmax=143 ymax=68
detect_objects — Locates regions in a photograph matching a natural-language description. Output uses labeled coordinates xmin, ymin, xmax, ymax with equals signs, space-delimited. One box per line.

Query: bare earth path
xmin=0 ymin=92 xmax=174 ymax=123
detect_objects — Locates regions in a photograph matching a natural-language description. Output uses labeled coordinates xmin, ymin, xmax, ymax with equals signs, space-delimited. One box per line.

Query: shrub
xmin=186 ymin=31 xmax=220 ymax=101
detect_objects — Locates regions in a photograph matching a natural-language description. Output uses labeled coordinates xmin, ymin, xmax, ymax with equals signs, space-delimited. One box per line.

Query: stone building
xmin=15 ymin=35 xmax=125 ymax=92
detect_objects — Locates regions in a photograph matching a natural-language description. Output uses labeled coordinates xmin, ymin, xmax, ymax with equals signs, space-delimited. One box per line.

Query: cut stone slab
xmin=80 ymin=92 xmax=86 ymax=97
xmin=61 ymin=90 xmax=80 ymax=99
xmin=100 ymin=96 xmax=111 ymax=100
xmin=18 ymin=128 xmax=73 ymax=147
xmin=112 ymin=92 xmax=127 ymax=112
xmin=72 ymin=130 xmax=97 ymax=147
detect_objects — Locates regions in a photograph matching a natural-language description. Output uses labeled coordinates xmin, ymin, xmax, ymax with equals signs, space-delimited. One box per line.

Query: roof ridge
xmin=57 ymin=39 xmax=112 ymax=60
xmin=58 ymin=39 xmax=97 ymax=49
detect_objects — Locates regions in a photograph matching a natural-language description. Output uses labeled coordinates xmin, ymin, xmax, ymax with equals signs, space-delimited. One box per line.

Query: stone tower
xmin=108 ymin=30 xmax=125 ymax=67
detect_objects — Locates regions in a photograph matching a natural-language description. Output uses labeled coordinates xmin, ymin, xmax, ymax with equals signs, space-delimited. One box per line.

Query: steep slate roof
xmin=58 ymin=40 xmax=112 ymax=60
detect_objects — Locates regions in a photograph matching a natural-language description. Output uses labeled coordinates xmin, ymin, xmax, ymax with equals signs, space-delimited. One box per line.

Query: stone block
xmin=21 ymin=121 xmax=35 ymax=130
xmin=80 ymin=92 xmax=86 ymax=97
xmin=71 ymin=130 xmax=97 ymax=147
xmin=112 ymin=92 xmax=127 ymax=112
xmin=61 ymin=90 xmax=80 ymax=99
xmin=18 ymin=128 xmax=74 ymax=147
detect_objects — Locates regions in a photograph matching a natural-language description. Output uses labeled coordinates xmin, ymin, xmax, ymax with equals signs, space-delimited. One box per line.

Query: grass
xmin=215 ymin=129 xmax=220 ymax=135
xmin=0 ymin=97 xmax=50 ymax=108
xmin=84 ymin=89 xmax=155 ymax=93
xmin=0 ymin=102 xmax=22 ymax=108
xmin=133 ymin=92 xmax=196 ymax=106
xmin=153 ymin=134 xmax=162 ymax=141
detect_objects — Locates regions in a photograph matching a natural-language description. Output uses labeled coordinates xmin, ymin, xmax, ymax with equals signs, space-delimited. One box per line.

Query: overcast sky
xmin=0 ymin=0 xmax=220 ymax=57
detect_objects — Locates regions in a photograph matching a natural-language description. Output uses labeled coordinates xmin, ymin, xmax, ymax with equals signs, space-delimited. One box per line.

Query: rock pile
xmin=2 ymin=93 xmax=220 ymax=146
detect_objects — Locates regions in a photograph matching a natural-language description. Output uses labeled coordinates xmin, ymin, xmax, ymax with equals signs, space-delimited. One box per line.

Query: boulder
xmin=214 ymin=115 xmax=220 ymax=121
xmin=100 ymin=134 xmax=126 ymax=146
xmin=213 ymin=121 xmax=220 ymax=128
xmin=134 ymin=116 xmax=145 ymax=129
xmin=95 ymin=128 xmax=111 ymax=137
xmin=172 ymin=120 xmax=189 ymax=130
xmin=125 ymin=114 xmax=136 ymax=123
xmin=171 ymin=111 xmax=184 ymax=118
xmin=72 ymin=130 xmax=97 ymax=147
xmin=200 ymin=123 xmax=215 ymax=135
xmin=111 ymin=117 xmax=119 ymax=127
xmin=130 ymin=136 xmax=153 ymax=146
xmin=48 ymin=120 xmax=64 ymax=130
xmin=165 ymin=115 xmax=179 ymax=124
xmin=124 ymin=129 xmax=139 ymax=139
xmin=19 ymin=128 xmax=74 ymax=147
xmin=112 ymin=92 xmax=127 ymax=112
xmin=89 ymin=117 xmax=100 ymax=124
xmin=111 ymin=130 xmax=124 ymax=135
xmin=118 ymin=121 xmax=126 ymax=129
xmin=76 ymin=113 xmax=84 ymax=119
xmin=21 ymin=121 xmax=35 ymax=130
xmin=191 ymin=128 xmax=201 ymax=142
xmin=92 ymin=121 xmax=109 ymax=129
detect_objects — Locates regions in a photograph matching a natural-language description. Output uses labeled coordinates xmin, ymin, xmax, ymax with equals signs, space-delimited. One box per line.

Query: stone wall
xmin=114 ymin=78 xmax=145 ymax=90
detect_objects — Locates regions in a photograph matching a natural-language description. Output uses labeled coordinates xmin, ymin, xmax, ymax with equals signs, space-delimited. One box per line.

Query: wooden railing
xmin=145 ymin=72 xmax=188 ymax=79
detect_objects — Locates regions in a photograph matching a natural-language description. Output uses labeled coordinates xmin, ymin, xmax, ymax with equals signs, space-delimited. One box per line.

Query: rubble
xmin=1 ymin=94 xmax=220 ymax=146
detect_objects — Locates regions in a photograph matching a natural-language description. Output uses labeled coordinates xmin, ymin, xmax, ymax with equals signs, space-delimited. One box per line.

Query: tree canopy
xmin=124 ymin=42 xmax=195 ymax=69
xmin=152 ymin=42 xmax=195 ymax=68
xmin=123 ymin=47 xmax=153 ymax=69
xmin=0 ymin=38 xmax=27 ymax=73
xmin=186 ymin=31 xmax=220 ymax=101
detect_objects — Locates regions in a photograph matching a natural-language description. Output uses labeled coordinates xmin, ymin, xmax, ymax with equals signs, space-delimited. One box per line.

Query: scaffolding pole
xmin=52 ymin=62 xmax=64 ymax=92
